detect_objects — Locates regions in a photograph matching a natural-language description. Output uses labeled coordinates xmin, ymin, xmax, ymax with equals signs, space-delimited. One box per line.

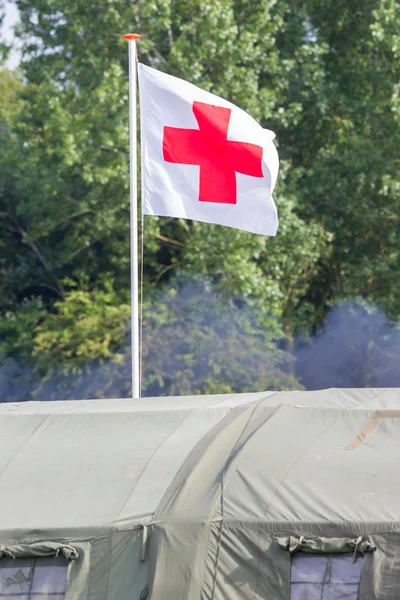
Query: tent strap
xmin=0 ymin=542 xmax=79 ymax=561
xmin=276 ymin=535 xmax=376 ymax=557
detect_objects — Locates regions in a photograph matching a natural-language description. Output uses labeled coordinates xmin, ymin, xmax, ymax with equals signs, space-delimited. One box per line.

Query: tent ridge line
xmin=146 ymin=517 xmax=400 ymax=532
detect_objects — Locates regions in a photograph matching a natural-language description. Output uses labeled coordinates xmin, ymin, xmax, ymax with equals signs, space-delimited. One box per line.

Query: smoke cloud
xmin=296 ymin=301 xmax=400 ymax=389
xmin=0 ymin=293 xmax=399 ymax=403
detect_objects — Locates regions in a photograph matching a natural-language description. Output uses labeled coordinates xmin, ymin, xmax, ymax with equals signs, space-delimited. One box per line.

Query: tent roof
xmin=0 ymin=392 xmax=258 ymax=538
xmin=1 ymin=388 xmax=399 ymax=539
xmin=154 ymin=388 xmax=400 ymax=530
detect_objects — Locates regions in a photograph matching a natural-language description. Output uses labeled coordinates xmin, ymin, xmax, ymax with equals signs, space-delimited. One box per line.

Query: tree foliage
xmin=0 ymin=0 xmax=399 ymax=400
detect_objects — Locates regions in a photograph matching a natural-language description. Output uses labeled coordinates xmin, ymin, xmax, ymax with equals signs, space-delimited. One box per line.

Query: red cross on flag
xmin=139 ymin=64 xmax=279 ymax=236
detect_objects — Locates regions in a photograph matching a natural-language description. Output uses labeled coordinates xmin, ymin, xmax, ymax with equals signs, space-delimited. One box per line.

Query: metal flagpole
xmin=123 ymin=33 xmax=141 ymax=398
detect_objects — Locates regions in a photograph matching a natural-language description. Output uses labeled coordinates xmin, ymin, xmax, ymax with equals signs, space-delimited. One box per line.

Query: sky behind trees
xmin=1 ymin=2 xmax=19 ymax=69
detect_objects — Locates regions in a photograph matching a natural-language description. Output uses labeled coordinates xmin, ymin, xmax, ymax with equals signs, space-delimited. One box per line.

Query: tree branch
xmin=29 ymin=208 xmax=97 ymax=241
xmin=6 ymin=211 xmax=65 ymax=300
xmin=67 ymin=237 xmax=101 ymax=261
xmin=155 ymin=234 xmax=185 ymax=248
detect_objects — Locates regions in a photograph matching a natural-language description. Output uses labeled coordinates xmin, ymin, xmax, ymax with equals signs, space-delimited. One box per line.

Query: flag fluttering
xmin=138 ymin=64 xmax=279 ymax=236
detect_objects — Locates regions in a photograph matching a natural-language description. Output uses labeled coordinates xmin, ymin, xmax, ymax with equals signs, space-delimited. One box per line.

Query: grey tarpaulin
xmin=1 ymin=388 xmax=400 ymax=599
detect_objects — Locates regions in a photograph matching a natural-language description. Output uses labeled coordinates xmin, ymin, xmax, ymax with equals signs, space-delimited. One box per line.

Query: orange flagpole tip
xmin=123 ymin=33 xmax=141 ymax=40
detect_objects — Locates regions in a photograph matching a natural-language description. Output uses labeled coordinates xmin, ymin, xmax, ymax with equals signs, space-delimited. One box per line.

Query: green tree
xmin=280 ymin=0 xmax=400 ymax=320
xmin=0 ymin=0 xmax=398 ymax=399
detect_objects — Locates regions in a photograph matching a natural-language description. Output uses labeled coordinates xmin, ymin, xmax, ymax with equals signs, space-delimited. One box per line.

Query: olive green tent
xmin=1 ymin=388 xmax=399 ymax=599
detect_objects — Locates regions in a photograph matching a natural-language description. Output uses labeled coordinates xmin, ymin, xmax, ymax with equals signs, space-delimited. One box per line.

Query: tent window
xmin=290 ymin=553 xmax=364 ymax=600
xmin=0 ymin=557 xmax=68 ymax=598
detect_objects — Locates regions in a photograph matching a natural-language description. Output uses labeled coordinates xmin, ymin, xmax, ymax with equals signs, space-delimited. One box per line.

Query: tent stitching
xmin=114 ymin=407 xmax=197 ymax=525
xmin=0 ymin=413 xmax=52 ymax=487
xmin=102 ymin=531 xmax=114 ymax=600
xmin=209 ymin=402 xmax=276 ymax=599
xmin=251 ymin=408 xmax=346 ymax=600
xmin=351 ymin=388 xmax=389 ymax=409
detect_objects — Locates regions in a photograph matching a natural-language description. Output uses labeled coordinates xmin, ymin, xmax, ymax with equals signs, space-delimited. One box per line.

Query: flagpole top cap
xmin=123 ymin=34 xmax=141 ymax=40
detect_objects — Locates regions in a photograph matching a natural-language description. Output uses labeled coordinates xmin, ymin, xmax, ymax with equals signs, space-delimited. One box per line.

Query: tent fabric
xmin=1 ymin=387 xmax=399 ymax=600
xmin=0 ymin=395 xmax=254 ymax=536
xmin=147 ymin=390 xmax=400 ymax=599
xmin=0 ymin=393 xmax=262 ymax=600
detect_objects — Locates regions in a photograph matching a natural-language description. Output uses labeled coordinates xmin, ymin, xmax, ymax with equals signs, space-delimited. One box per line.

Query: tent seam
xmin=101 ymin=531 xmax=114 ymax=600
xmin=0 ymin=413 xmax=55 ymax=487
xmin=351 ymin=388 xmax=389 ymax=409
xmin=208 ymin=401 xmax=278 ymax=599
xmin=113 ymin=407 xmax=197 ymax=526
xmin=252 ymin=409 xmax=346 ymax=600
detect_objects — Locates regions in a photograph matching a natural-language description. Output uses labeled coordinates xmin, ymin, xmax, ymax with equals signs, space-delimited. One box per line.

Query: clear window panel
xmin=0 ymin=559 xmax=33 ymax=595
xmin=322 ymin=584 xmax=359 ymax=600
xmin=291 ymin=583 xmax=323 ymax=600
xmin=290 ymin=553 xmax=364 ymax=600
xmin=31 ymin=558 xmax=68 ymax=594
xmin=0 ymin=557 xmax=68 ymax=599
xmin=330 ymin=555 xmax=363 ymax=584
xmin=31 ymin=595 xmax=65 ymax=600
xmin=291 ymin=554 xmax=329 ymax=583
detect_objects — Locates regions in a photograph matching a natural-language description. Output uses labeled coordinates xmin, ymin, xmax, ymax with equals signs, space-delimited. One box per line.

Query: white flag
xmin=138 ymin=64 xmax=279 ymax=236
